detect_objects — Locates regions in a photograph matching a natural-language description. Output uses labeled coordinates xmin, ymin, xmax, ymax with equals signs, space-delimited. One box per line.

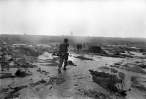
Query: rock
xmin=15 ymin=69 xmax=31 ymax=77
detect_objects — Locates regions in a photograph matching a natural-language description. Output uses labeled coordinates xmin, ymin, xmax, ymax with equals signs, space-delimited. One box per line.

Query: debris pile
xmin=0 ymin=41 xmax=41 ymax=72
xmin=89 ymin=70 xmax=128 ymax=97
xmin=88 ymin=46 xmax=106 ymax=55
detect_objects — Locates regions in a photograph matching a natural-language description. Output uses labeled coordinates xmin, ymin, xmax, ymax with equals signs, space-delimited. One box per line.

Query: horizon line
xmin=0 ymin=33 xmax=146 ymax=39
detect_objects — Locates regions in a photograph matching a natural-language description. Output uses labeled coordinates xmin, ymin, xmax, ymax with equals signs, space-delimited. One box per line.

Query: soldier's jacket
xmin=58 ymin=43 xmax=69 ymax=58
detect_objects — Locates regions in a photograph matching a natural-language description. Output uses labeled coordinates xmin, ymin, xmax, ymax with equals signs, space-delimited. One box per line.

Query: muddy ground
xmin=0 ymin=52 xmax=146 ymax=99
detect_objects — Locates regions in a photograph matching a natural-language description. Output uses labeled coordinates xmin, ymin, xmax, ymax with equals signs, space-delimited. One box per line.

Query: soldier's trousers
xmin=58 ymin=53 xmax=68 ymax=69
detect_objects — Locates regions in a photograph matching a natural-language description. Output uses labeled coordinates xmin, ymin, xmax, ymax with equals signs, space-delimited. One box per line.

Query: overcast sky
xmin=0 ymin=0 xmax=146 ymax=37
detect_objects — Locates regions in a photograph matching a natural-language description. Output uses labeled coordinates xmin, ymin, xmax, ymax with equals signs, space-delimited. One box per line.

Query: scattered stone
xmin=88 ymin=46 xmax=106 ymax=54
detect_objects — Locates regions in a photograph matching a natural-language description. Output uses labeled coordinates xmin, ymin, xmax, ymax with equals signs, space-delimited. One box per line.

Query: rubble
xmin=1 ymin=36 xmax=146 ymax=99
xmin=89 ymin=70 xmax=128 ymax=97
xmin=88 ymin=46 xmax=106 ymax=54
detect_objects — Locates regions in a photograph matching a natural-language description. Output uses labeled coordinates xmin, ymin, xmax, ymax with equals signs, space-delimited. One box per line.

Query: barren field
xmin=1 ymin=35 xmax=146 ymax=99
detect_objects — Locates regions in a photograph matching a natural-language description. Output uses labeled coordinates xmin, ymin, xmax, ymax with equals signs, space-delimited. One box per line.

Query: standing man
xmin=58 ymin=38 xmax=69 ymax=73
xmin=0 ymin=42 xmax=9 ymax=71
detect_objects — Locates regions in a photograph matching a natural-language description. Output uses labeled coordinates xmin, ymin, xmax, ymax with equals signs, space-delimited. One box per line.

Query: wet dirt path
xmin=21 ymin=52 xmax=124 ymax=99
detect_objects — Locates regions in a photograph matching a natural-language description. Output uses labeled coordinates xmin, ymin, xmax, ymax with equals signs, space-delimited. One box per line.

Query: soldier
xmin=0 ymin=42 xmax=9 ymax=71
xmin=58 ymin=38 xmax=69 ymax=73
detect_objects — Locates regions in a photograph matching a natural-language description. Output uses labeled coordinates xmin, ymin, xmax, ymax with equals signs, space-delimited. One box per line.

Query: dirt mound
xmin=89 ymin=70 xmax=128 ymax=97
xmin=88 ymin=46 xmax=106 ymax=54
xmin=0 ymin=73 xmax=15 ymax=79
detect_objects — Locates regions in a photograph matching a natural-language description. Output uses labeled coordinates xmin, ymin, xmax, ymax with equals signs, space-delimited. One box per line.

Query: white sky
xmin=0 ymin=0 xmax=146 ymax=37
